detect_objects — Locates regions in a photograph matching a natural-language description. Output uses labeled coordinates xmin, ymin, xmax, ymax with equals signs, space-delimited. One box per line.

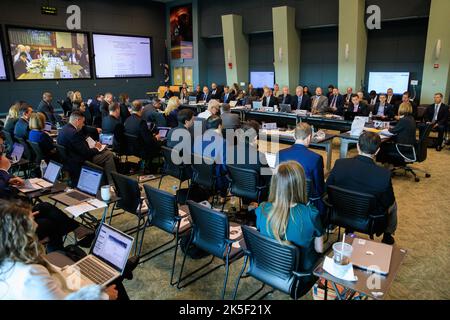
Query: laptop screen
xmin=92 ymin=224 xmax=134 ymax=272
xmin=77 ymin=167 xmax=103 ymax=195
xmin=10 ymin=143 xmax=24 ymax=161
xmin=99 ymin=134 xmax=114 ymax=146
xmin=43 ymin=161 xmax=62 ymax=183
xmin=44 ymin=122 xmax=52 ymax=132
xmin=158 ymin=127 xmax=171 ymax=138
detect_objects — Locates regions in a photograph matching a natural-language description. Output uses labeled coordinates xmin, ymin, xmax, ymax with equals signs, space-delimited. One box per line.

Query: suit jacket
xmin=328 ymin=94 xmax=345 ymax=115
xmin=163 ymin=90 xmax=174 ymax=100
xmin=0 ymin=169 xmax=13 ymax=199
xmin=221 ymin=92 xmax=235 ymax=104
xmin=100 ymin=101 xmax=110 ymax=119
xmin=326 ymin=155 xmax=395 ymax=215
xmin=389 ymin=115 xmax=416 ymax=145
xmin=278 ymin=94 xmax=293 ymax=106
xmin=262 ymin=96 xmax=278 ymax=108
xmin=62 ymin=98 xmax=73 ymax=116
xmin=57 ymin=123 xmax=99 ymax=179
xmin=14 ymin=118 xmax=30 ymax=140
xmin=198 ymin=92 xmax=212 ymax=103
xmin=373 ymin=102 xmax=395 ymax=119
xmin=220 ymin=111 xmax=241 ymax=130
xmin=344 ymin=93 xmax=354 ymax=106
xmin=310 ymin=95 xmax=329 ymax=114
xmin=291 ymin=94 xmax=311 ymax=111
xmin=210 ymin=89 xmax=222 ymax=100
xmin=119 ymin=103 xmax=131 ymax=124
xmin=102 ymin=115 xmax=125 ymax=151
xmin=124 ymin=114 xmax=159 ymax=156
xmin=143 ymin=105 xmax=167 ymax=128
xmin=386 ymin=94 xmax=399 ymax=107
xmin=349 ymin=102 xmax=370 ymax=116
xmin=37 ymin=100 xmax=56 ymax=124
xmin=425 ymin=103 xmax=449 ymax=126
xmin=4 ymin=117 xmax=19 ymax=137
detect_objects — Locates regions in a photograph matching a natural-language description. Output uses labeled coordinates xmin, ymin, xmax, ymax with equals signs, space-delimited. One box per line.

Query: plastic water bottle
xmin=369 ymin=111 xmax=373 ymax=123
xmin=40 ymin=160 xmax=47 ymax=178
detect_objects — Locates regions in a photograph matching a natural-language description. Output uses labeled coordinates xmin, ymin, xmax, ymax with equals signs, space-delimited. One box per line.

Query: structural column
xmin=221 ymin=14 xmax=249 ymax=86
xmin=272 ymin=6 xmax=300 ymax=94
xmin=420 ymin=0 xmax=450 ymax=104
xmin=337 ymin=0 xmax=367 ymax=93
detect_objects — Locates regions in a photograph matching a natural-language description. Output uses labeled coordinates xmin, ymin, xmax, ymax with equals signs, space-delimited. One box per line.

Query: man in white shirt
xmin=198 ymin=99 xmax=220 ymax=119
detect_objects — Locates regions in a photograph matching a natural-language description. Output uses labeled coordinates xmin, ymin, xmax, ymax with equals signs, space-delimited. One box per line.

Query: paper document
xmin=86 ymin=198 xmax=107 ymax=209
xmin=86 ymin=136 xmax=106 ymax=152
xmin=65 ymin=203 xmax=97 ymax=218
xmin=380 ymin=129 xmax=394 ymax=136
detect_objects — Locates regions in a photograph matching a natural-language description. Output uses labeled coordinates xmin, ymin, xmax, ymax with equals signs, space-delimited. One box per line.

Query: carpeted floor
xmin=58 ymin=136 xmax=450 ymax=300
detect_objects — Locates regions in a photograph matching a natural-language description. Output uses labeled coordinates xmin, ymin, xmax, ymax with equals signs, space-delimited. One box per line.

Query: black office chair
xmin=16 ymin=137 xmax=37 ymax=177
xmin=159 ymin=146 xmax=191 ymax=191
xmin=390 ymin=123 xmax=432 ymax=182
xmin=224 ymin=165 xmax=268 ymax=212
xmin=3 ymin=130 xmax=15 ymax=154
xmin=140 ymin=185 xmax=192 ymax=285
xmin=232 ymin=225 xmax=314 ymax=300
xmin=326 ymin=185 xmax=387 ymax=240
xmin=110 ymin=171 xmax=147 ymax=256
xmin=28 ymin=140 xmax=45 ymax=165
xmin=177 ymin=200 xmax=244 ymax=299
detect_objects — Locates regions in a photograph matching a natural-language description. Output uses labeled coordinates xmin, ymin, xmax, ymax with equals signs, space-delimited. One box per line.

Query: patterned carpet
xmin=58 ymin=136 xmax=450 ymax=300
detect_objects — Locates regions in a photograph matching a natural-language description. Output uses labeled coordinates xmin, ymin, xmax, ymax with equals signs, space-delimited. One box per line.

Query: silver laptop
xmin=9 ymin=143 xmax=24 ymax=164
xmin=18 ymin=161 xmax=62 ymax=193
xmin=51 ymin=166 xmax=103 ymax=206
xmin=350 ymin=238 xmax=393 ymax=275
xmin=61 ymin=223 xmax=134 ymax=287
xmin=252 ymin=101 xmax=262 ymax=110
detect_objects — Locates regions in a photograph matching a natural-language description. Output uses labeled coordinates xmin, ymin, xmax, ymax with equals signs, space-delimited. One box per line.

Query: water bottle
xmin=40 ymin=160 xmax=47 ymax=178
xmin=369 ymin=111 xmax=373 ymax=123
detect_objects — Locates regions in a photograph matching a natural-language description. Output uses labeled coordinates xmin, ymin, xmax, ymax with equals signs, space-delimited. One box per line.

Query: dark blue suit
xmin=14 ymin=118 xmax=30 ymax=140
xmin=278 ymin=144 xmax=325 ymax=216
xmin=328 ymin=94 xmax=345 ymax=115
xmin=291 ymin=95 xmax=311 ymax=111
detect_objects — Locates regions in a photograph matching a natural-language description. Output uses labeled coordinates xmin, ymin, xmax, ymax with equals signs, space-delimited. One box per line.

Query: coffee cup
xmin=332 ymin=242 xmax=353 ymax=266
xmin=101 ymin=185 xmax=111 ymax=201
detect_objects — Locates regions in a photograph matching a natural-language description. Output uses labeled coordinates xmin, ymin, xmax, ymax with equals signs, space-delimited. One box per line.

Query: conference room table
xmin=338 ymin=129 xmax=393 ymax=159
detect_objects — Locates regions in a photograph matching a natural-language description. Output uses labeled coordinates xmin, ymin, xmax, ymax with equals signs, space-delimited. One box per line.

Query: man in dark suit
xmin=210 ymin=83 xmax=221 ymax=100
xmin=124 ymin=100 xmax=162 ymax=166
xmin=262 ymin=87 xmax=278 ymax=108
xmin=166 ymin=109 xmax=195 ymax=149
xmin=278 ymin=86 xmax=293 ymax=106
xmin=37 ymin=92 xmax=57 ymax=124
xmin=423 ymin=92 xmax=449 ymax=151
xmin=101 ymin=92 xmax=114 ymax=119
xmin=13 ymin=52 xmax=29 ymax=78
xmin=291 ymin=86 xmax=311 ymax=111
xmin=278 ymin=122 xmax=325 ymax=217
xmin=344 ymin=87 xmax=353 ymax=107
xmin=328 ymin=88 xmax=344 ymax=115
xmin=221 ymin=86 xmax=235 ymax=104
xmin=163 ymin=85 xmax=174 ymax=100
xmin=326 ymin=132 xmax=397 ymax=244
xmin=348 ymin=95 xmax=370 ymax=116
xmin=220 ymin=104 xmax=241 ymax=130
xmin=373 ymin=94 xmax=395 ymax=119
xmin=102 ymin=102 xmax=125 ymax=153
xmin=57 ymin=111 xmax=117 ymax=186
xmin=194 ymin=85 xmax=203 ymax=103
xmin=143 ymin=99 xmax=167 ymax=128
xmin=14 ymin=104 xmax=33 ymax=140
xmin=386 ymin=88 xmax=399 ymax=107
xmin=199 ymin=86 xmax=212 ymax=103
xmin=62 ymin=91 xmax=74 ymax=117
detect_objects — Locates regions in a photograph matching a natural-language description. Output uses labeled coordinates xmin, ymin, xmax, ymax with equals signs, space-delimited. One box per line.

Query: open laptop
xmin=9 ymin=143 xmax=24 ymax=164
xmin=252 ymin=101 xmax=262 ymax=110
xmin=99 ymin=133 xmax=114 ymax=146
xmin=280 ymin=104 xmax=292 ymax=113
xmin=157 ymin=127 xmax=171 ymax=140
xmin=229 ymin=101 xmax=238 ymax=108
xmin=350 ymin=238 xmax=393 ymax=275
xmin=19 ymin=161 xmax=62 ymax=193
xmin=60 ymin=223 xmax=134 ymax=288
xmin=44 ymin=122 xmax=52 ymax=132
xmin=51 ymin=166 xmax=103 ymax=206
xmin=188 ymin=96 xmax=197 ymax=104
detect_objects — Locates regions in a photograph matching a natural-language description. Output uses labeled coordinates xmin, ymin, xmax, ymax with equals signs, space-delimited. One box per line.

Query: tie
xmin=313 ymin=97 xmax=319 ymax=109
xmin=204 ymin=94 xmax=207 ymax=101
xmin=434 ymin=104 xmax=439 ymax=121
xmin=297 ymin=96 xmax=302 ymax=109
xmin=225 ymin=94 xmax=228 ymax=102
xmin=332 ymin=96 xmax=337 ymax=108
xmin=354 ymin=104 xmax=359 ymax=113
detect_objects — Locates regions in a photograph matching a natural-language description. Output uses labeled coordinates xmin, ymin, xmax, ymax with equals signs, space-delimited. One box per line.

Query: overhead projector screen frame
xmin=0 ymin=32 xmax=9 ymax=81
xmin=367 ymin=72 xmax=410 ymax=95
xmin=6 ymin=25 xmax=93 ymax=82
xmin=92 ymin=32 xmax=154 ymax=79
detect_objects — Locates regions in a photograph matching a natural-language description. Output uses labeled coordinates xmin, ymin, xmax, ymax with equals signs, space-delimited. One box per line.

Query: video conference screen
xmin=250 ymin=71 xmax=275 ymax=89
xmin=7 ymin=27 xmax=91 ymax=80
xmin=93 ymin=34 xmax=152 ymax=78
xmin=0 ymin=41 xmax=7 ymax=80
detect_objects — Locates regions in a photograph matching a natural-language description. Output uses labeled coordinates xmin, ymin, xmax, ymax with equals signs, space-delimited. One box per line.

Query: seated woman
xmin=255 ymin=161 xmax=324 ymax=297
xmin=3 ymin=103 xmax=21 ymax=138
xmin=28 ymin=112 xmax=57 ymax=162
xmin=0 ymin=199 xmax=117 ymax=300
xmin=164 ymin=96 xmax=181 ymax=128
xmin=377 ymin=102 xmax=416 ymax=165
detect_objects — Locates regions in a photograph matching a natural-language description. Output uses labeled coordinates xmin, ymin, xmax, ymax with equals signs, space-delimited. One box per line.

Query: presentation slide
xmin=250 ymin=71 xmax=275 ymax=89
xmin=368 ymin=72 xmax=410 ymax=95
xmin=7 ymin=27 xmax=91 ymax=80
xmin=93 ymin=34 xmax=152 ymax=78
xmin=0 ymin=41 xmax=6 ymax=80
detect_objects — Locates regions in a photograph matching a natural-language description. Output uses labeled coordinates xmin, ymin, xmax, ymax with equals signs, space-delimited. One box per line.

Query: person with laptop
xmin=14 ymin=103 xmax=33 ymax=140
xmin=143 ymin=99 xmax=167 ymax=128
xmin=57 ymin=111 xmax=117 ymax=186
xmin=326 ymin=132 xmax=397 ymax=244
xmin=102 ymin=102 xmax=125 ymax=153
xmin=277 ymin=123 xmax=326 ymax=218
xmin=261 ymin=87 xmax=278 ymax=109
xmin=197 ymin=99 xmax=220 ymax=119
xmin=278 ymin=86 xmax=293 ymax=106
xmin=28 ymin=112 xmax=57 ymax=162
xmin=255 ymin=161 xmax=323 ymax=297
xmin=291 ymin=86 xmax=311 ymax=111
xmin=0 ymin=200 xmax=118 ymax=300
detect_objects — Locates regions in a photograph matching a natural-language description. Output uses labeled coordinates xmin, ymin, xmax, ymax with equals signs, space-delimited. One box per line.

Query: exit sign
xmin=41 ymin=6 xmax=57 ymax=15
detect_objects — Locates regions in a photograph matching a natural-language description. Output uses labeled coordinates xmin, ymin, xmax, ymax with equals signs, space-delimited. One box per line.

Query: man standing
xmin=37 ymin=92 xmax=57 ymax=124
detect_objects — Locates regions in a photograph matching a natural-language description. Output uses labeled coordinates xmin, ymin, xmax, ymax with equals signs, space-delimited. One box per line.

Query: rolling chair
xmin=159 ymin=146 xmax=191 ymax=192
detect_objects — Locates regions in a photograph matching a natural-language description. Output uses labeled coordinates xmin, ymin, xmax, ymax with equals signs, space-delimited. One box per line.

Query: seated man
xmin=124 ymin=100 xmax=162 ymax=169
xmin=373 ymin=93 xmax=395 ymax=119
xmin=14 ymin=104 xmax=33 ymax=140
xmin=198 ymin=86 xmax=212 ymax=103
xmin=422 ymin=92 xmax=449 ymax=151
xmin=278 ymin=86 xmax=293 ymax=106
xmin=57 ymin=111 xmax=117 ymax=186
xmin=162 ymin=85 xmax=174 ymax=100
xmin=166 ymin=109 xmax=195 ymax=149
xmin=210 ymin=83 xmax=222 ymax=100
xmin=262 ymin=87 xmax=278 ymax=109
xmin=310 ymin=87 xmax=329 ymax=114
xmin=326 ymin=132 xmax=397 ymax=244
xmin=37 ymin=92 xmax=57 ymax=124
xmin=143 ymin=99 xmax=167 ymax=128
xmin=328 ymin=87 xmax=344 ymax=115
xmin=198 ymin=99 xmax=220 ymax=119
xmin=220 ymin=103 xmax=241 ymax=130
xmin=291 ymin=86 xmax=311 ymax=111
xmin=221 ymin=86 xmax=235 ymax=104
xmin=102 ymin=102 xmax=125 ymax=152
xmin=347 ymin=94 xmax=369 ymax=116
xmin=278 ymin=123 xmax=325 ymax=217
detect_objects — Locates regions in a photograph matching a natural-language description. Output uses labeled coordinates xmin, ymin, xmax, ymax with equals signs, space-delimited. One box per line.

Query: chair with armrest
xmin=177 ymin=200 xmax=244 ymax=299
xmin=159 ymin=145 xmax=191 ymax=191
xmin=232 ymin=225 xmax=315 ymax=300
xmin=140 ymin=185 xmax=192 ymax=284
xmin=3 ymin=130 xmax=15 ymax=154
xmin=389 ymin=123 xmax=432 ymax=182
xmin=28 ymin=140 xmax=45 ymax=165
xmin=326 ymin=185 xmax=387 ymax=241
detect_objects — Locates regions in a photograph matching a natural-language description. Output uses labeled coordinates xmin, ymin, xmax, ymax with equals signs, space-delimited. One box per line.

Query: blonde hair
xmin=207 ymin=99 xmax=220 ymax=112
xmin=164 ymin=96 xmax=180 ymax=116
xmin=29 ymin=112 xmax=46 ymax=130
xmin=71 ymin=91 xmax=82 ymax=104
xmin=7 ymin=103 xmax=20 ymax=120
xmin=265 ymin=161 xmax=308 ymax=244
xmin=0 ymin=200 xmax=45 ymax=267
xmin=398 ymin=102 xmax=412 ymax=116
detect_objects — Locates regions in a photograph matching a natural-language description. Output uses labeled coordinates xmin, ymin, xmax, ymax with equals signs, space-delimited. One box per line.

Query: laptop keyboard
xmin=66 ymin=191 xmax=91 ymax=201
xmin=78 ymin=256 xmax=115 ymax=285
